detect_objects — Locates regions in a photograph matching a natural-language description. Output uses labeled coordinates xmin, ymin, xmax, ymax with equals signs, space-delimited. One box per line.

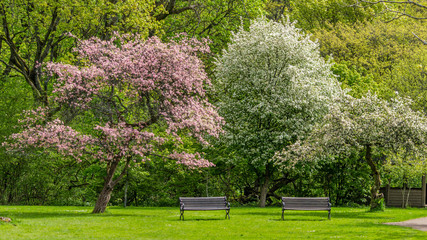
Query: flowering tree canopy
xmin=275 ymin=93 xmax=427 ymax=210
xmin=215 ymin=18 xmax=342 ymax=207
xmin=3 ymin=34 xmax=223 ymax=213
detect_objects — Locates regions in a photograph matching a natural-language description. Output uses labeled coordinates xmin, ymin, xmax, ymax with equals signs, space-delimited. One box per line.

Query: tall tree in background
xmin=265 ymin=0 xmax=379 ymax=30
xmin=313 ymin=20 xmax=427 ymax=107
xmin=276 ymin=93 xmax=427 ymax=210
xmin=157 ymin=0 xmax=266 ymax=54
xmin=0 ymin=0 xmax=159 ymax=105
xmin=354 ymin=0 xmax=426 ymax=22
xmin=4 ymin=34 xmax=223 ymax=213
xmin=351 ymin=1 xmax=426 ymax=44
xmin=215 ymin=18 xmax=342 ymax=207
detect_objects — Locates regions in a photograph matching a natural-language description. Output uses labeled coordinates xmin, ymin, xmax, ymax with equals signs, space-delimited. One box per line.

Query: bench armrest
xmin=180 ymin=202 xmax=185 ymax=210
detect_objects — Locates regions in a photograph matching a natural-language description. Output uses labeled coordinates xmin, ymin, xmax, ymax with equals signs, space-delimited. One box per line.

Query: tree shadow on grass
xmin=234 ymin=210 xmax=279 ymax=217
xmin=271 ymin=218 xmax=327 ymax=222
xmin=0 ymin=211 xmax=156 ymax=219
xmin=327 ymin=211 xmax=392 ymax=220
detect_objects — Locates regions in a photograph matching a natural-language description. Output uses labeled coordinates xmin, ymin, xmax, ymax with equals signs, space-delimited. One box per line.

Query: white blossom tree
xmin=276 ymin=93 xmax=427 ymax=210
xmin=215 ymin=18 xmax=342 ymax=207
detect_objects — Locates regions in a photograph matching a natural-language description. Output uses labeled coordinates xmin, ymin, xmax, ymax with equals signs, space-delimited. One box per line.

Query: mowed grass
xmin=0 ymin=205 xmax=427 ymax=239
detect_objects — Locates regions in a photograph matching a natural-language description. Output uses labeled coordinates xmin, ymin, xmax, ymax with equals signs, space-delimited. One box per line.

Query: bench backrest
xmin=180 ymin=197 xmax=229 ymax=209
xmin=282 ymin=197 xmax=330 ymax=209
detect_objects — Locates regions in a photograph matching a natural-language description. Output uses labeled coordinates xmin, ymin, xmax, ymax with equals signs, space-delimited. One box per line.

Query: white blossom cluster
xmin=215 ymin=17 xmax=342 ymax=166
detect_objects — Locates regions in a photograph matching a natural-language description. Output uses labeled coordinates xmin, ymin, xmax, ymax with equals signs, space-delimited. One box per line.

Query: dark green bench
xmin=179 ymin=197 xmax=230 ymax=220
xmin=282 ymin=197 xmax=331 ymax=220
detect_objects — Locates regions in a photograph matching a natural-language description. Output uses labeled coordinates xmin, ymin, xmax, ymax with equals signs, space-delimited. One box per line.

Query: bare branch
xmin=412 ymin=32 xmax=427 ymax=44
xmin=354 ymin=0 xmax=427 ymax=21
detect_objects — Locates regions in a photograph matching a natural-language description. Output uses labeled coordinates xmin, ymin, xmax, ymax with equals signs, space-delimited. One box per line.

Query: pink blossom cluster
xmin=94 ymin=122 xmax=163 ymax=162
xmin=165 ymin=98 xmax=224 ymax=145
xmin=4 ymin=119 xmax=94 ymax=162
xmin=47 ymin=63 xmax=104 ymax=109
xmin=169 ymin=151 xmax=215 ymax=169
xmin=17 ymin=107 xmax=49 ymax=126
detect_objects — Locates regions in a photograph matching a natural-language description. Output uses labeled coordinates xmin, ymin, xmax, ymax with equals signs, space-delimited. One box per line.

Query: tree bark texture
xmin=92 ymin=182 xmax=114 ymax=213
xmin=259 ymin=166 xmax=270 ymax=208
xmin=365 ymin=145 xmax=383 ymax=210
xmin=92 ymin=159 xmax=129 ymax=213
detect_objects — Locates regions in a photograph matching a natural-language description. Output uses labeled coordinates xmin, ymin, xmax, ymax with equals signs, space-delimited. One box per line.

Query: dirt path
xmin=384 ymin=217 xmax=427 ymax=231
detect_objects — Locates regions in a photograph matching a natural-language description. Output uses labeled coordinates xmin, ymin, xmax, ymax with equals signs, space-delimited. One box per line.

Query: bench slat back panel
xmin=180 ymin=197 xmax=229 ymax=210
xmin=282 ymin=197 xmax=330 ymax=210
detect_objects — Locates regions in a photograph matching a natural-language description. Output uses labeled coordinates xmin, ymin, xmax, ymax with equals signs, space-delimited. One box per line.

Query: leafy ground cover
xmin=0 ymin=206 xmax=426 ymax=239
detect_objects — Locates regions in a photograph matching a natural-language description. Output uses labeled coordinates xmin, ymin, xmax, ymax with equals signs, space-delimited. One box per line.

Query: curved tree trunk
xmin=92 ymin=182 xmax=114 ymax=213
xmin=365 ymin=145 xmax=383 ymax=210
xmin=92 ymin=159 xmax=129 ymax=213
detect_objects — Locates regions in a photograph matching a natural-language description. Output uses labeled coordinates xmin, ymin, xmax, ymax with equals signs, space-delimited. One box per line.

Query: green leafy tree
xmin=353 ymin=0 xmax=427 ymax=22
xmin=156 ymin=0 xmax=266 ymax=77
xmin=158 ymin=0 xmax=265 ymax=53
xmin=266 ymin=0 xmax=379 ymax=30
xmin=313 ymin=20 xmax=426 ymax=100
xmin=215 ymin=18 xmax=342 ymax=207
xmin=331 ymin=63 xmax=380 ymax=98
xmin=0 ymin=0 xmax=159 ymax=105
xmin=388 ymin=55 xmax=427 ymax=113
xmin=277 ymin=93 xmax=427 ymax=210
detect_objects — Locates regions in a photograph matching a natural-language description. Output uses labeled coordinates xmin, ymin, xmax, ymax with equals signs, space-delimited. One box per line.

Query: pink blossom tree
xmin=3 ymin=34 xmax=223 ymax=213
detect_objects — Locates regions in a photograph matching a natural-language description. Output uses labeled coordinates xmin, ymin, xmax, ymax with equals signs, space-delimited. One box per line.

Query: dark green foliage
xmin=369 ymin=198 xmax=386 ymax=212
xmin=109 ymin=158 xmax=226 ymax=207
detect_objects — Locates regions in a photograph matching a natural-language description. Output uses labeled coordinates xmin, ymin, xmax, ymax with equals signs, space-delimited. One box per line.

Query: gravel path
xmin=384 ymin=217 xmax=427 ymax=231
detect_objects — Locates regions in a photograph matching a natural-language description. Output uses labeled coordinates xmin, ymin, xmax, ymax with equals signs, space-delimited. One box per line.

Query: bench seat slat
xmin=179 ymin=197 xmax=230 ymax=220
xmin=282 ymin=197 xmax=331 ymax=220
xmin=284 ymin=207 xmax=330 ymax=210
xmin=184 ymin=207 xmax=229 ymax=210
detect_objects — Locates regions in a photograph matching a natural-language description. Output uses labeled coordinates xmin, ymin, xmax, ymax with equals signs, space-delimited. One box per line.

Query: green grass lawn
xmin=0 ymin=205 xmax=426 ymax=239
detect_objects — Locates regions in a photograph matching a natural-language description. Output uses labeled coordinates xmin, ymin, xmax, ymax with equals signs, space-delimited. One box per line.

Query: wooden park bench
xmin=282 ymin=197 xmax=331 ymax=220
xmin=179 ymin=197 xmax=230 ymax=220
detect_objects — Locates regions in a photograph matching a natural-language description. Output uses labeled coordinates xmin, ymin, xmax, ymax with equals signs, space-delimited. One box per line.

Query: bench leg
xmin=225 ymin=209 xmax=230 ymax=219
xmin=282 ymin=209 xmax=285 ymax=220
xmin=180 ymin=210 xmax=184 ymax=221
xmin=328 ymin=210 xmax=331 ymax=220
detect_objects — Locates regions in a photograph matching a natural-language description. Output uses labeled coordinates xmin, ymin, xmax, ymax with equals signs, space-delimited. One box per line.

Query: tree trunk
xmin=365 ymin=145 xmax=384 ymax=210
xmin=401 ymin=182 xmax=407 ymax=208
xmin=405 ymin=186 xmax=411 ymax=208
xmin=259 ymin=178 xmax=269 ymax=207
xmin=124 ymin=179 xmax=128 ymax=208
xmin=259 ymin=166 xmax=270 ymax=207
xmin=92 ymin=183 xmax=114 ymax=213
xmin=92 ymin=160 xmax=117 ymax=213
xmin=92 ymin=159 xmax=130 ymax=213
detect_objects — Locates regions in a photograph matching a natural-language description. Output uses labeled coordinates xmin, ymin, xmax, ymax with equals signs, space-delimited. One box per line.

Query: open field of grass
xmin=0 ymin=205 xmax=427 ymax=239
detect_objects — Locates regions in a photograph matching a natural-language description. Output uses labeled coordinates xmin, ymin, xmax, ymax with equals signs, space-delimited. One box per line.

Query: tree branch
xmin=111 ymin=158 xmax=131 ymax=187
xmin=155 ymin=0 xmax=199 ymax=21
xmin=412 ymin=32 xmax=427 ymax=45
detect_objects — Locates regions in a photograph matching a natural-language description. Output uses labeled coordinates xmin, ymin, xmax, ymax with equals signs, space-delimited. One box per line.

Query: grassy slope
xmin=0 ymin=206 xmax=426 ymax=239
